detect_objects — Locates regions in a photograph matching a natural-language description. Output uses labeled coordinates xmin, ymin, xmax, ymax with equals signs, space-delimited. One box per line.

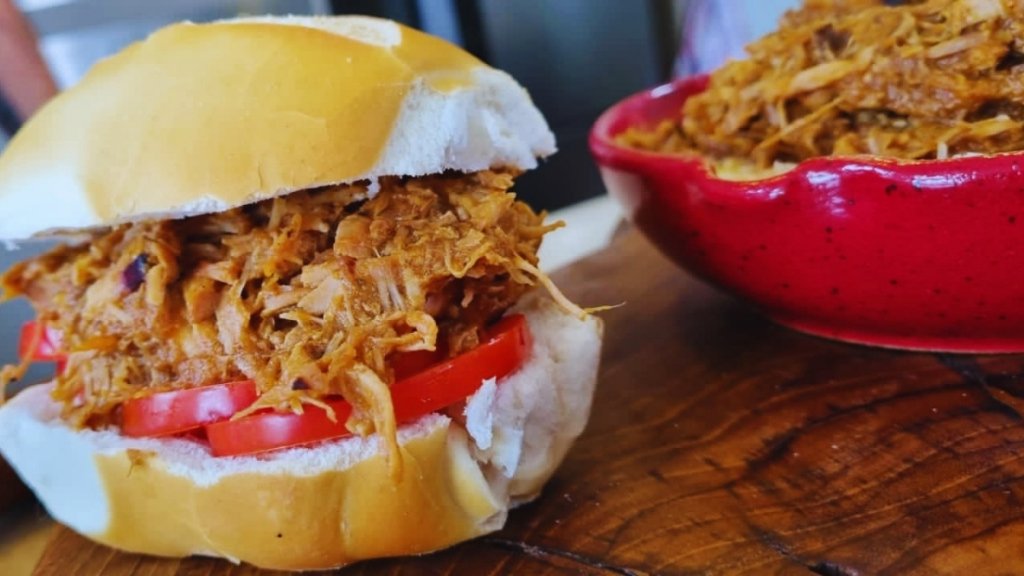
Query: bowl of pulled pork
xmin=591 ymin=0 xmax=1024 ymax=352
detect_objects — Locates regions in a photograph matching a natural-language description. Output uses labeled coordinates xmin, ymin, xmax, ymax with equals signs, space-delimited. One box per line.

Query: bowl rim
xmin=588 ymin=77 xmax=710 ymax=173
xmin=588 ymin=75 xmax=1024 ymax=189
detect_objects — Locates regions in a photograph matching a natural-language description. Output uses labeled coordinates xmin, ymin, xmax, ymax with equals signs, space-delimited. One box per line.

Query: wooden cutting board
xmin=33 ymin=228 xmax=1024 ymax=575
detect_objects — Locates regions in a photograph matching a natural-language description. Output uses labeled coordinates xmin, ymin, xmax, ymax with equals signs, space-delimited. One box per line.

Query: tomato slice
xmin=206 ymin=314 xmax=533 ymax=457
xmin=19 ymin=321 xmax=65 ymax=363
xmin=205 ymin=399 xmax=354 ymax=457
xmin=122 ymin=380 xmax=259 ymax=438
xmin=390 ymin=348 xmax=445 ymax=381
xmin=390 ymin=314 xmax=532 ymax=423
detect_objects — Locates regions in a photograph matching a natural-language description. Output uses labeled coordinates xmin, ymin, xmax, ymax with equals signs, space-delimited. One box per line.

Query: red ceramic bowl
xmin=590 ymin=75 xmax=1024 ymax=352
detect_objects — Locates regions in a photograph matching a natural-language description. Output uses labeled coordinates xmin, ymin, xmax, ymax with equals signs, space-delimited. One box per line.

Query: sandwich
xmin=0 ymin=16 xmax=602 ymax=571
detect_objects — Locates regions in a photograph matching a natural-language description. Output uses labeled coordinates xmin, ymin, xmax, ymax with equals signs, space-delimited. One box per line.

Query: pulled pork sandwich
xmin=620 ymin=0 xmax=1024 ymax=175
xmin=0 ymin=16 xmax=602 ymax=571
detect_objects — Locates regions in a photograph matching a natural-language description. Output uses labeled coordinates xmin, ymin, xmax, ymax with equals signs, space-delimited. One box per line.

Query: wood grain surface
xmin=32 ymin=228 xmax=1024 ymax=575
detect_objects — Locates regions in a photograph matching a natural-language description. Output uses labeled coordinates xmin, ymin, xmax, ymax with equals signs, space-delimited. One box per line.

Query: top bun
xmin=0 ymin=16 xmax=555 ymax=239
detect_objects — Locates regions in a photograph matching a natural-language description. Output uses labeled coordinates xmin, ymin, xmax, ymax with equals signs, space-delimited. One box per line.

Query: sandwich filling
xmin=1 ymin=170 xmax=566 ymax=452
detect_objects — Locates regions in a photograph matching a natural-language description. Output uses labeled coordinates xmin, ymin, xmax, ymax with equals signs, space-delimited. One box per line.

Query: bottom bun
xmin=0 ymin=292 xmax=602 ymax=571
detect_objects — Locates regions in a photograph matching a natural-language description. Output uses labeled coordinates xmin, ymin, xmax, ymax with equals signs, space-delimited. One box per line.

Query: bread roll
xmin=0 ymin=16 xmax=555 ymax=239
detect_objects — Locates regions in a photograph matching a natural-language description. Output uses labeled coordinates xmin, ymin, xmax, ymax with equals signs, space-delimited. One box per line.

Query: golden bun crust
xmin=0 ymin=294 xmax=602 ymax=570
xmin=0 ymin=16 xmax=555 ymax=239
xmin=94 ymin=423 xmax=502 ymax=570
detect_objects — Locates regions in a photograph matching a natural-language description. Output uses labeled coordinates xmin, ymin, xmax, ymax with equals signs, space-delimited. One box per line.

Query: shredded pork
xmin=1 ymin=171 xmax=559 ymax=455
xmin=619 ymin=0 xmax=1024 ymax=168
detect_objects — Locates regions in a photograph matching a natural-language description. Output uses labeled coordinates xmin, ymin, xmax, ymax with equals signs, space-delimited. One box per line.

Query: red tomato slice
xmin=390 ymin=314 xmax=532 ymax=423
xmin=206 ymin=314 xmax=533 ymax=457
xmin=205 ymin=399 xmax=354 ymax=457
xmin=122 ymin=380 xmax=259 ymax=438
xmin=19 ymin=321 xmax=65 ymax=363
xmin=390 ymin=348 xmax=445 ymax=381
